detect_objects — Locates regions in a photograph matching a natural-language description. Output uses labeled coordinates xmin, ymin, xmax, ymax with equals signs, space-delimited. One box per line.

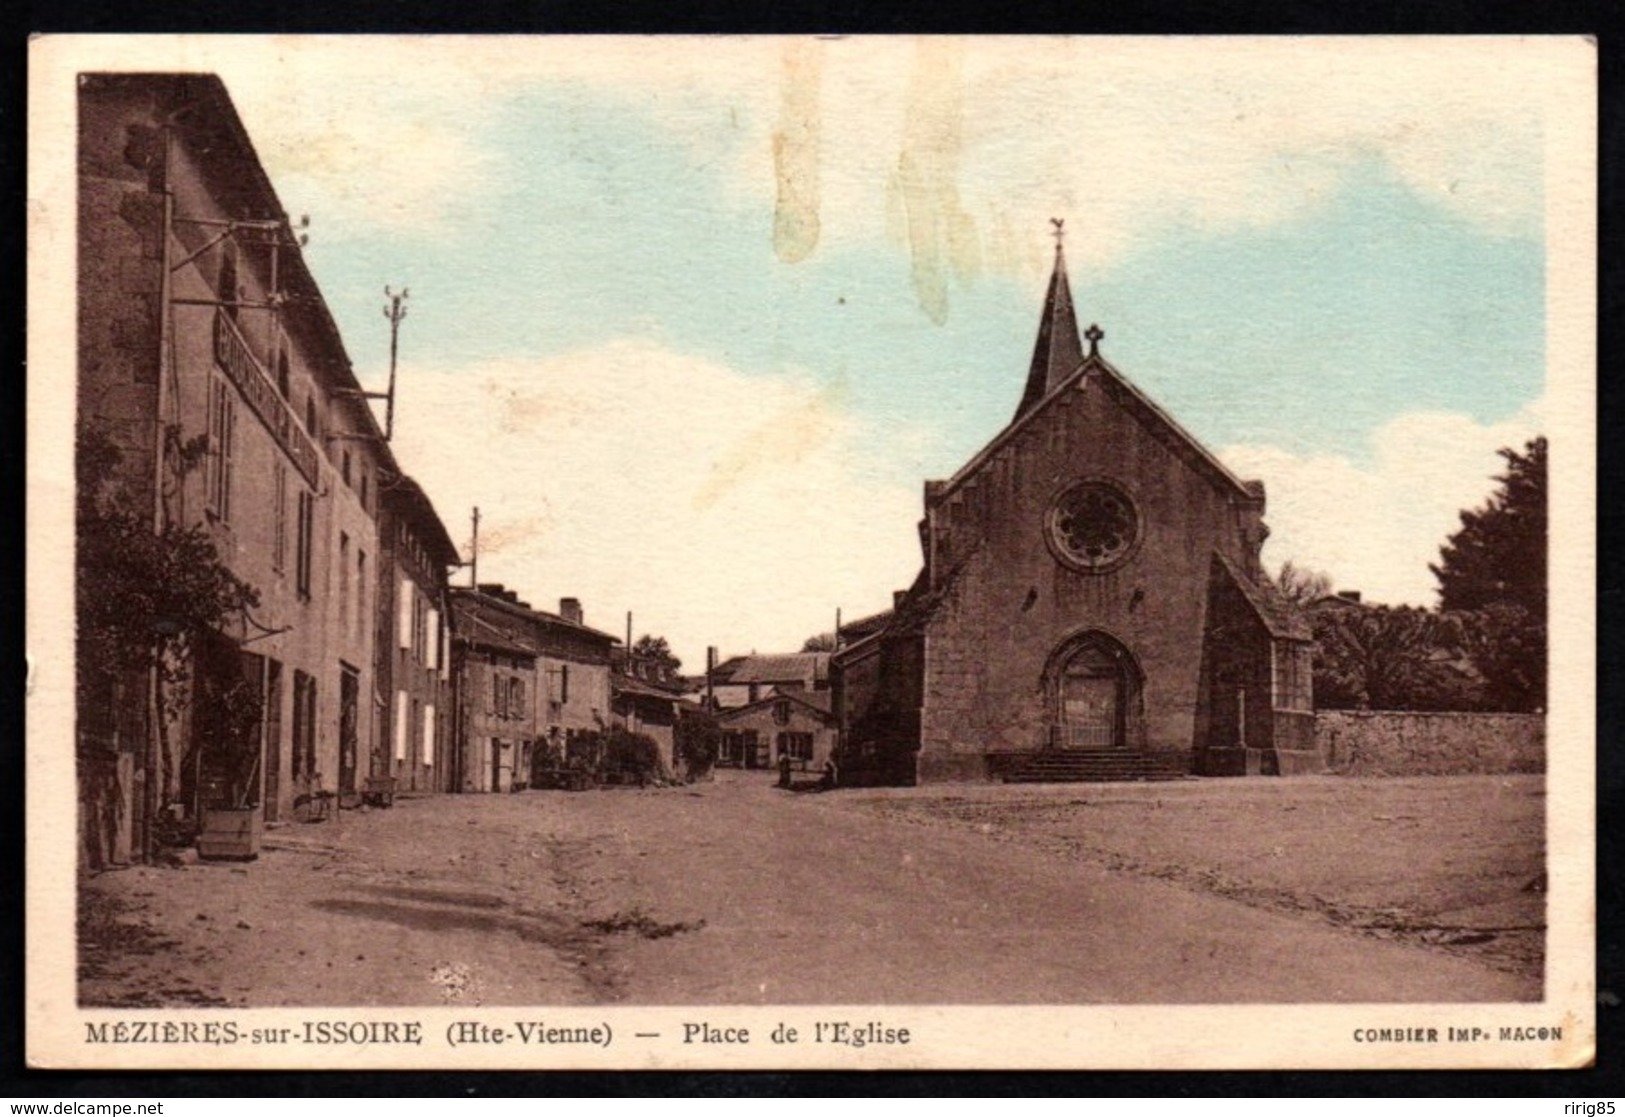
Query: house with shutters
xmin=715 ymin=691 xmax=836 ymax=773
xmin=832 ymin=227 xmax=1315 ymax=785
xmin=76 ymin=73 xmax=413 ymax=861
xmin=374 ymin=476 xmax=459 ymax=796
xmin=449 ymin=585 xmax=617 ymax=791
xmin=448 ymin=585 xmax=541 ymax=793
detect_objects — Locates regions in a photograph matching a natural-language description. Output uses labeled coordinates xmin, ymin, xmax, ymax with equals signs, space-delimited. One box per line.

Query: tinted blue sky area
xmin=309 ymin=90 xmax=1542 ymax=483
xmin=225 ymin=35 xmax=1575 ymax=653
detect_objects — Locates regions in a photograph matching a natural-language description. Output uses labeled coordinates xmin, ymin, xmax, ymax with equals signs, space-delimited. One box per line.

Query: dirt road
xmin=80 ymin=773 xmax=1541 ymax=1007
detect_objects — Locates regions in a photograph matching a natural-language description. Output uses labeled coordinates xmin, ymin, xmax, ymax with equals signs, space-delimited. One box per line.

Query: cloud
xmin=386 ymin=340 xmax=924 ymax=668
xmin=1218 ymin=394 xmax=1548 ymax=607
xmin=135 ymin=36 xmax=1568 ymax=268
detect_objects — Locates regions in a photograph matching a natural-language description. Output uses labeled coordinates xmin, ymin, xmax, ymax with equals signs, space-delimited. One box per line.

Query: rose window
xmin=1049 ymin=482 xmax=1139 ymax=572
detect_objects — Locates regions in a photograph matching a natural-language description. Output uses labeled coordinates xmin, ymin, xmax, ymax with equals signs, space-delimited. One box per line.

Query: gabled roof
xmin=448 ymin=585 xmax=619 ymax=646
xmin=837 ymin=608 xmax=894 ymax=644
xmin=934 ymin=243 xmax=1258 ymax=508
xmin=613 ymin=673 xmax=683 ymax=703
xmin=715 ymin=689 xmax=837 ymax=726
xmin=1213 ymin=553 xmax=1312 ymax=641
xmin=727 ymin=653 xmax=831 ymax=685
xmin=450 ymin=594 xmax=540 ymax=659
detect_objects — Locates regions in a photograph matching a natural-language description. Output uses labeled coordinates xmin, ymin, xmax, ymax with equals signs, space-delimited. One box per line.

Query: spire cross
xmin=1050 ymin=217 xmax=1065 ymax=250
xmin=1084 ymin=323 xmax=1104 ymax=357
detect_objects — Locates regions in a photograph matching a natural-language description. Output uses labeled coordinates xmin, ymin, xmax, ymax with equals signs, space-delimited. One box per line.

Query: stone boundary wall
xmin=1315 ymin=711 xmax=1545 ymax=776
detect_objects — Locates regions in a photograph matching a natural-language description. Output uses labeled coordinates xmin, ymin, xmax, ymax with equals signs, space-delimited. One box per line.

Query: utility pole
xmin=382 ymin=286 xmax=409 ymax=440
xmin=468 ymin=506 xmax=480 ymax=588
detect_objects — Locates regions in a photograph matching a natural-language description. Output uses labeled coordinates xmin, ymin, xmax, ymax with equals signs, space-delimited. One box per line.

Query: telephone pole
xmin=382 ymin=286 xmax=409 ymax=440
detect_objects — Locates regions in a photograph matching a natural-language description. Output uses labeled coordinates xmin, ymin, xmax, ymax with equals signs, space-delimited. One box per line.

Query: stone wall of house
xmin=1314 ymin=711 xmax=1545 ymax=776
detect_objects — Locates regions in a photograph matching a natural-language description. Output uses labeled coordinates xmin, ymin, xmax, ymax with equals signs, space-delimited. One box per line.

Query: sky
xmin=77 ymin=36 xmax=1587 ymax=667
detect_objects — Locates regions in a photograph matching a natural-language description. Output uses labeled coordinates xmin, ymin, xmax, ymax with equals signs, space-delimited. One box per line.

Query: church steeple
xmin=1013 ymin=219 xmax=1086 ymax=422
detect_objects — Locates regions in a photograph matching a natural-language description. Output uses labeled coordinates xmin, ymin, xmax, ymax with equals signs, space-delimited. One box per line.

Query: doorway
xmin=1047 ymin=633 xmax=1140 ymax=750
xmin=338 ymin=665 xmax=359 ymax=799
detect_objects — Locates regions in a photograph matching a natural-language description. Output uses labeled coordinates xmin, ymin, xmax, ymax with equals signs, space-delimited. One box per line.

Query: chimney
xmin=560 ymin=597 xmax=583 ymax=626
xmin=893 ymin=590 xmax=908 ymax=610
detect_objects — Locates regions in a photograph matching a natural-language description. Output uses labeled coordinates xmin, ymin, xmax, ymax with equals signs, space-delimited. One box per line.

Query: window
xmin=356 ymin=551 xmax=367 ymax=642
xmin=305 ymin=395 xmax=319 ymax=442
xmin=394 ymin=689 xmax=409 ymax=762
xmin=291 ymin=671 xmax=317 ymax=782
xmin=492 ymin=672 xmax=506 ymax=718
xmin=1047 ymin=480 xmax=1141 ymax=573
xmin=508 ymin=676 xmax=525 ymax=720
xmin=1273 ymin=641 xmax=1313 ymax=712
xmin=341 ymin=450 xmax=352 ymax=488
xmin=207 ymin=377 xmax=235 ymax=521
xmin=560 ymin=664 xmax=570 ymax=705
xmin=398 ymin=579 xmax=413 ymax=650
xmin=359 ymin=470 xmax=369 ymax=512
xmin=272 ymin=466 xmax=288 ymax=572
xmin=412 ymin=592 xmax=428 ymax=662
xmin=295 ymin=489 xmax=315 ymax=599
xmin=777 ymin=732 xmax=814 ymax=762
xmin=338 ymin=532 xmax=350 ymax=630
xmin=276 ymin=350 xmax=290 ymax=399
xmin=422 ymin=704 xmax=436 ymax=766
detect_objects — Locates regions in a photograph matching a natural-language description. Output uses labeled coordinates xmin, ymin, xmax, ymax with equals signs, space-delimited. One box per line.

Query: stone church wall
xmin=917 ymin=372 xmax=1262 ymax=774
xmin=1314 ymin=711 xmax=1545 ymax=776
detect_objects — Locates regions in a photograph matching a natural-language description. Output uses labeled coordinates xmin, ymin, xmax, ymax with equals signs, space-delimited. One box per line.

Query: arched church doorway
xmin=1046 ymin=632 xmax=1142 ymax=750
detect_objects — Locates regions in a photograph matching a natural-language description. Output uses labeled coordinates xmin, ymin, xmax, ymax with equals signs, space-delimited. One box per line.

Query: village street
xmin=79 ymin=773 xmax=1542 ymax=1007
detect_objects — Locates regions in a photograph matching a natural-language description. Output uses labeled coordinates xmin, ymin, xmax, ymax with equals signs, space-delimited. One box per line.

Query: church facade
xmin=832 ymin=234 xmax=1317 ymax=784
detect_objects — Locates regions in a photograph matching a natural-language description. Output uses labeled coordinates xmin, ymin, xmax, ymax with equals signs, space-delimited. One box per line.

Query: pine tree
xmin=1431 ymin=437 xmax=1547 ymax=617
xmin=1429 ymin=436 xmax=1547 ymax=711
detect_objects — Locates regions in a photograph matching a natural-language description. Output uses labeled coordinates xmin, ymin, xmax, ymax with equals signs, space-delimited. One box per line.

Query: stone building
xmin=704 ymin=652 xmax=831 ymax=710
xmin=374 ymin=476 xmax=460 ymax=796
xmin=449 ymin=585 xmax=617 ymax=790
xmin=715 ymin=692 xmax=836 ymax=774
xmin=448 ymin=586 xmax=541 ymax=793
xmin=833 ymin=234 xmax=1315 ymax=784
xmin=610 ymin=646 xmax=687 ymax=774
xmin=76 ymin=73 xmax=406 ymax=860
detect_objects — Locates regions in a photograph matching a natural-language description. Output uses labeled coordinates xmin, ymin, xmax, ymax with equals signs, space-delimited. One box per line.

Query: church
xmin=831 ymin=227 xmax=1318 ymax=784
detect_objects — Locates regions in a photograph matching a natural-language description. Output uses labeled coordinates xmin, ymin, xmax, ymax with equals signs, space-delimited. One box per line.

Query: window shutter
xmin=426 ymin=607 xmax=440 ymax=670
xmin=394 ymin=690 xmax=409 ymax=761
xmin=422 ymin=704 xmax=436 ymax=766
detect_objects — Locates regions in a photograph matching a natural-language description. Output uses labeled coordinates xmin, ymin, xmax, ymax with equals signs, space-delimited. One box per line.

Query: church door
xmin=1056 ymin=644 xmax=1126 ymax=749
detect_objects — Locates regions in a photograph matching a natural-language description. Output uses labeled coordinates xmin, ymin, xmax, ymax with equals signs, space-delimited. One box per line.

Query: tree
xmin=1275 ymin=560 xmax=1333 ymax=606
xmin=1430 ymin=436 xmax=1547 ymax=711
xmin=631 ymin=634 xmax=682 ymax=673
xmin=1432 ymin=437 xmax=1547 ymax=617
xmin=1310 ymin=605 xmax=1481 ymax=711
xmin=801 ymin=632 xmax=837 ymax=652
xmin=674 ymin=706 xmax=720 ymax=782
xmin=77 ymin=427 xmax=260 ymax=861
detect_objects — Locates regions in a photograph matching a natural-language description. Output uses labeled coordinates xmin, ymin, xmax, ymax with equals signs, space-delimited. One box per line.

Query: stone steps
xmin=1000 ymin=750 xmax=1190 ymax=784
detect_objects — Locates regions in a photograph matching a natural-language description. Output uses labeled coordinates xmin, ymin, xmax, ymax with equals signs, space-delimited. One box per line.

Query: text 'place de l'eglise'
xmin=75 ymin=72 xmax=1542 ymax=870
